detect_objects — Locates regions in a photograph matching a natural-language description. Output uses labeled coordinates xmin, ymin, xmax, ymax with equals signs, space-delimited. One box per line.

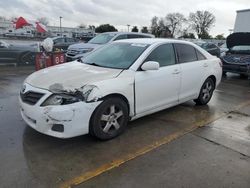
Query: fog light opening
xmin=51 ymin=124 xmax=64 ymax=132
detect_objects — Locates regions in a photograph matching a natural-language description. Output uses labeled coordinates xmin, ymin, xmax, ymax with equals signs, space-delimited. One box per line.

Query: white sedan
xmin=19 ymin=39 xmax=222 ymax=140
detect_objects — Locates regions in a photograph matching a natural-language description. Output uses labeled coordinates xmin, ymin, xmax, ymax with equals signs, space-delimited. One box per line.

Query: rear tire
xmin=89 ymin=97 xmax=129 ymax=140
xmin=194 ymin=78 xmax=215 ymax=105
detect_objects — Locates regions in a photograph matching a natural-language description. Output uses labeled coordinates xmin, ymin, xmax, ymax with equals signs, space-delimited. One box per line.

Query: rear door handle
xmin=203 ymin=63 xmax=208 ymax=67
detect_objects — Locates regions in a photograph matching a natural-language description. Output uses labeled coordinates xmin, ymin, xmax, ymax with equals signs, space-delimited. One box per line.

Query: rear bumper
xmin=222 ymin=62 xmax=250 ymax=75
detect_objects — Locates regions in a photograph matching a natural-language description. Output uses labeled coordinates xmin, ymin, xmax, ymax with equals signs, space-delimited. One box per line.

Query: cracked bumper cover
xmin=19 ymin=85 xmax=102 ymax=138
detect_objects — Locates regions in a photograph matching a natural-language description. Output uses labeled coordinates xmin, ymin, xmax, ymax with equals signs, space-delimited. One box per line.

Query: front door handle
xmin=172 ymin=69 xmax=181 ymax=74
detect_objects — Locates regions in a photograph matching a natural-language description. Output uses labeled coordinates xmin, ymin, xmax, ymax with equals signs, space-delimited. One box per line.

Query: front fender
xmin=89 ymin=70 xmax=135 ymax=116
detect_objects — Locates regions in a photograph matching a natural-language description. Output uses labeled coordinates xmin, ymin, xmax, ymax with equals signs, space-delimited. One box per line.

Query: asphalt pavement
xmin=0 ymin=66 xmax=249 ymax=188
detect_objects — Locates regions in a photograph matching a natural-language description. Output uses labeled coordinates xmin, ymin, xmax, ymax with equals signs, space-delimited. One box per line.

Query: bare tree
xmin=189 ymin=10 xmax=215 ymax=39
xmin=37 ymin=17 xmax=49 ymax=26
xmin=95 ymin=24 xmax=117 ymax=33
xmin=132 ymin=26 xmax=139 ymax=32
xmin=78 ymin=23 xmax=87 ymax=28
xmin=141 ymin=26 xmax=149 ymax=33
xmin=150 ymin=16 xmax=172 ymax=38
xmin=150 ymin=16 xmax=159 ymax=37
xmin=88 ymin=25 xmax=95 ymax=30
xmin=165 ymin=13 xmax=186 ymax=37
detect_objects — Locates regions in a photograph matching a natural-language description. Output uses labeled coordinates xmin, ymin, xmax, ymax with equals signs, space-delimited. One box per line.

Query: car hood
xmin=227 ymin=32 xmax=250 ymax=49
xmin=25 ymin=62 xmax=122 ymax=91
xmin=68 ymin=42 xmax=101 ymax=50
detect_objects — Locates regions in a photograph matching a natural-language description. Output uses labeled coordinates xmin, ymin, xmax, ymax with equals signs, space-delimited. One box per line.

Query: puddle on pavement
xmin=194 ymin=111 xmax=250 ymax=157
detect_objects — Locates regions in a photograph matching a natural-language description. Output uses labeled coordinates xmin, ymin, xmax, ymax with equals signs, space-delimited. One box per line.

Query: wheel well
xmin=88 ymin=93 xmax=131 ymax=133
xmin=101 ymin=94 xmax=130 ymax=115
xmin=207 ymin=75 xmax=216 ymax=86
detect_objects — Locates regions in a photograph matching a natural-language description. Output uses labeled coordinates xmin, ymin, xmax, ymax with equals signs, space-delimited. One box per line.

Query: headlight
xmin=41 ymin=85 xmax=99 ymax=106
xmin=80 ymin=48 xmax=94 ymax=53
xmin=81 ymin=85 xmax=99 ymax=102
xmin=41 ymin=94 xmax=81 ymax=106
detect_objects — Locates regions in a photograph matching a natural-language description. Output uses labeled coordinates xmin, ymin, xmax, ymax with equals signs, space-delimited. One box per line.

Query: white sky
xmin=0 ymin=0 xmax=249 ymax=37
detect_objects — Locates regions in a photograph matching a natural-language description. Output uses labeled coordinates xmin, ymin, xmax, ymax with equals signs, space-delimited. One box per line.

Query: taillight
xmin=219 ymin=60 xmax=223 ymax=67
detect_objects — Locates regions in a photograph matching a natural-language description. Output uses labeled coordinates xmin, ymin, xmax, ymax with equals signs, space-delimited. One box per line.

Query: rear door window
xmin=128 ymin=34 xmax=143 ymax=39
xmin=175 ymin=43 xmax=198 ymax=63
xmin=140 ymin=35 xmax=151 ymax=38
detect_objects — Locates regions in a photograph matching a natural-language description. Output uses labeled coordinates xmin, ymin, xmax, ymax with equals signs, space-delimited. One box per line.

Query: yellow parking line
xmin=60 ymin=100 xmax=250 ymax=188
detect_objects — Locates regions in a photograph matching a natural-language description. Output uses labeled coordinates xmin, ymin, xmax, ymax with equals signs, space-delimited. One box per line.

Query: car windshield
xmin=82 ymin=42 xmax=149 ymax=69
xmin=88 ymin=33 xmax=117 ymax=44
xmin=231 ymin=45 xmax=250 ymax=53
xmin=200 ymin=43 xmax=209 ymax=49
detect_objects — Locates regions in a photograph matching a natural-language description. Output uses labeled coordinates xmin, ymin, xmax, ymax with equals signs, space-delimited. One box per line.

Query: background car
xmin=219 ymin=42 xmax=228 ymax=57
xmin=0 ymin=40 xmax=39 ymax=65
xmin=51 ymin=36 xmax=80 ymax=51
xmin=20 ymin=39 xmax=222 ymax=140
xmin=221 ymin=32 xmax=250 ymax=78
xmin=194 ymin=41 xmax=221 ymax=57
xmin=66 ymin=32 xmax=155 ymax=61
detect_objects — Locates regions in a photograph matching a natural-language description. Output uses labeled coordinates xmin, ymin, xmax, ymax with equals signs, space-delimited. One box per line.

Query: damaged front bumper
xmin=19 ymin=83 xmax=102 ymax=138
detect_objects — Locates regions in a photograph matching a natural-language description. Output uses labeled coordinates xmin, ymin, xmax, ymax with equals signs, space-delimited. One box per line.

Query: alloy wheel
xmin=202 ymin=81 xmax=213 ymax=102
xmin=100 ymin=105 xmax=124 ymax=134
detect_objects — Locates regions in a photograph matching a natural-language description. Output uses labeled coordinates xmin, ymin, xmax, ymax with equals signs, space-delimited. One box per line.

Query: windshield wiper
xmin=77 ymin=58 xmax=83 ymax=63
xmin=77 ymin=58 xmax=99 ymax=66
xmin=89 ymin=62 xmax=102 ymax=67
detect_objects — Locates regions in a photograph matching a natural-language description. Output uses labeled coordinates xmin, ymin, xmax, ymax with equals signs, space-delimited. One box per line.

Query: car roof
xmin=100 ymin=32 xmax=154 ymax=37
xmin=113 ymin=38 xmax=196 ymax=45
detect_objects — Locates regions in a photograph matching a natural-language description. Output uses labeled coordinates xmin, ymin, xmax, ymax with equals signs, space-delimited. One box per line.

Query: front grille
xmin=223 ymin=54 xmax=250 ymax=64
xmin=67 ymin=49 xmax=80 ymax=56
xmin=20 ymin=91 xmax=45 ymax=105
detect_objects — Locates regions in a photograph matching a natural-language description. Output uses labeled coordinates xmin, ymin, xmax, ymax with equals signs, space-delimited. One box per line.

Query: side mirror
xmin=141 ymin=61 xmax=160 ymax=71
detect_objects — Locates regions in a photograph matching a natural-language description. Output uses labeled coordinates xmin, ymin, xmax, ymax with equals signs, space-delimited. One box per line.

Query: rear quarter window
xmin=196 ymin=49 xmax=206 ymax=60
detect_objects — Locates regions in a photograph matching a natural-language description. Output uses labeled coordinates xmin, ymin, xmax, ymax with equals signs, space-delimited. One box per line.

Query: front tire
xmin=90 ymin=97 xmax=129 ymax=140
xmin=194 ymin=78 xmax=215 ymax=105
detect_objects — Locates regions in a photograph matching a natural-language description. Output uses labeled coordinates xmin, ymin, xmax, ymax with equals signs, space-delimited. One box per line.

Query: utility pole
xmin=59 ymin=16 xmax=62 ymax=36
xmin=127 ymin=24 xmax=130 ymax=32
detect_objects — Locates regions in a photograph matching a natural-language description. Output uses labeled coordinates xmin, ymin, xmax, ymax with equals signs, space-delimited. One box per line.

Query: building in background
xmin=47 ymin=26 xmax=94 ymax=38
xmin=0 ymin=18 xmax=95 ymax=39
xmin=234 ymin=9 xmax=250 ymax=32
